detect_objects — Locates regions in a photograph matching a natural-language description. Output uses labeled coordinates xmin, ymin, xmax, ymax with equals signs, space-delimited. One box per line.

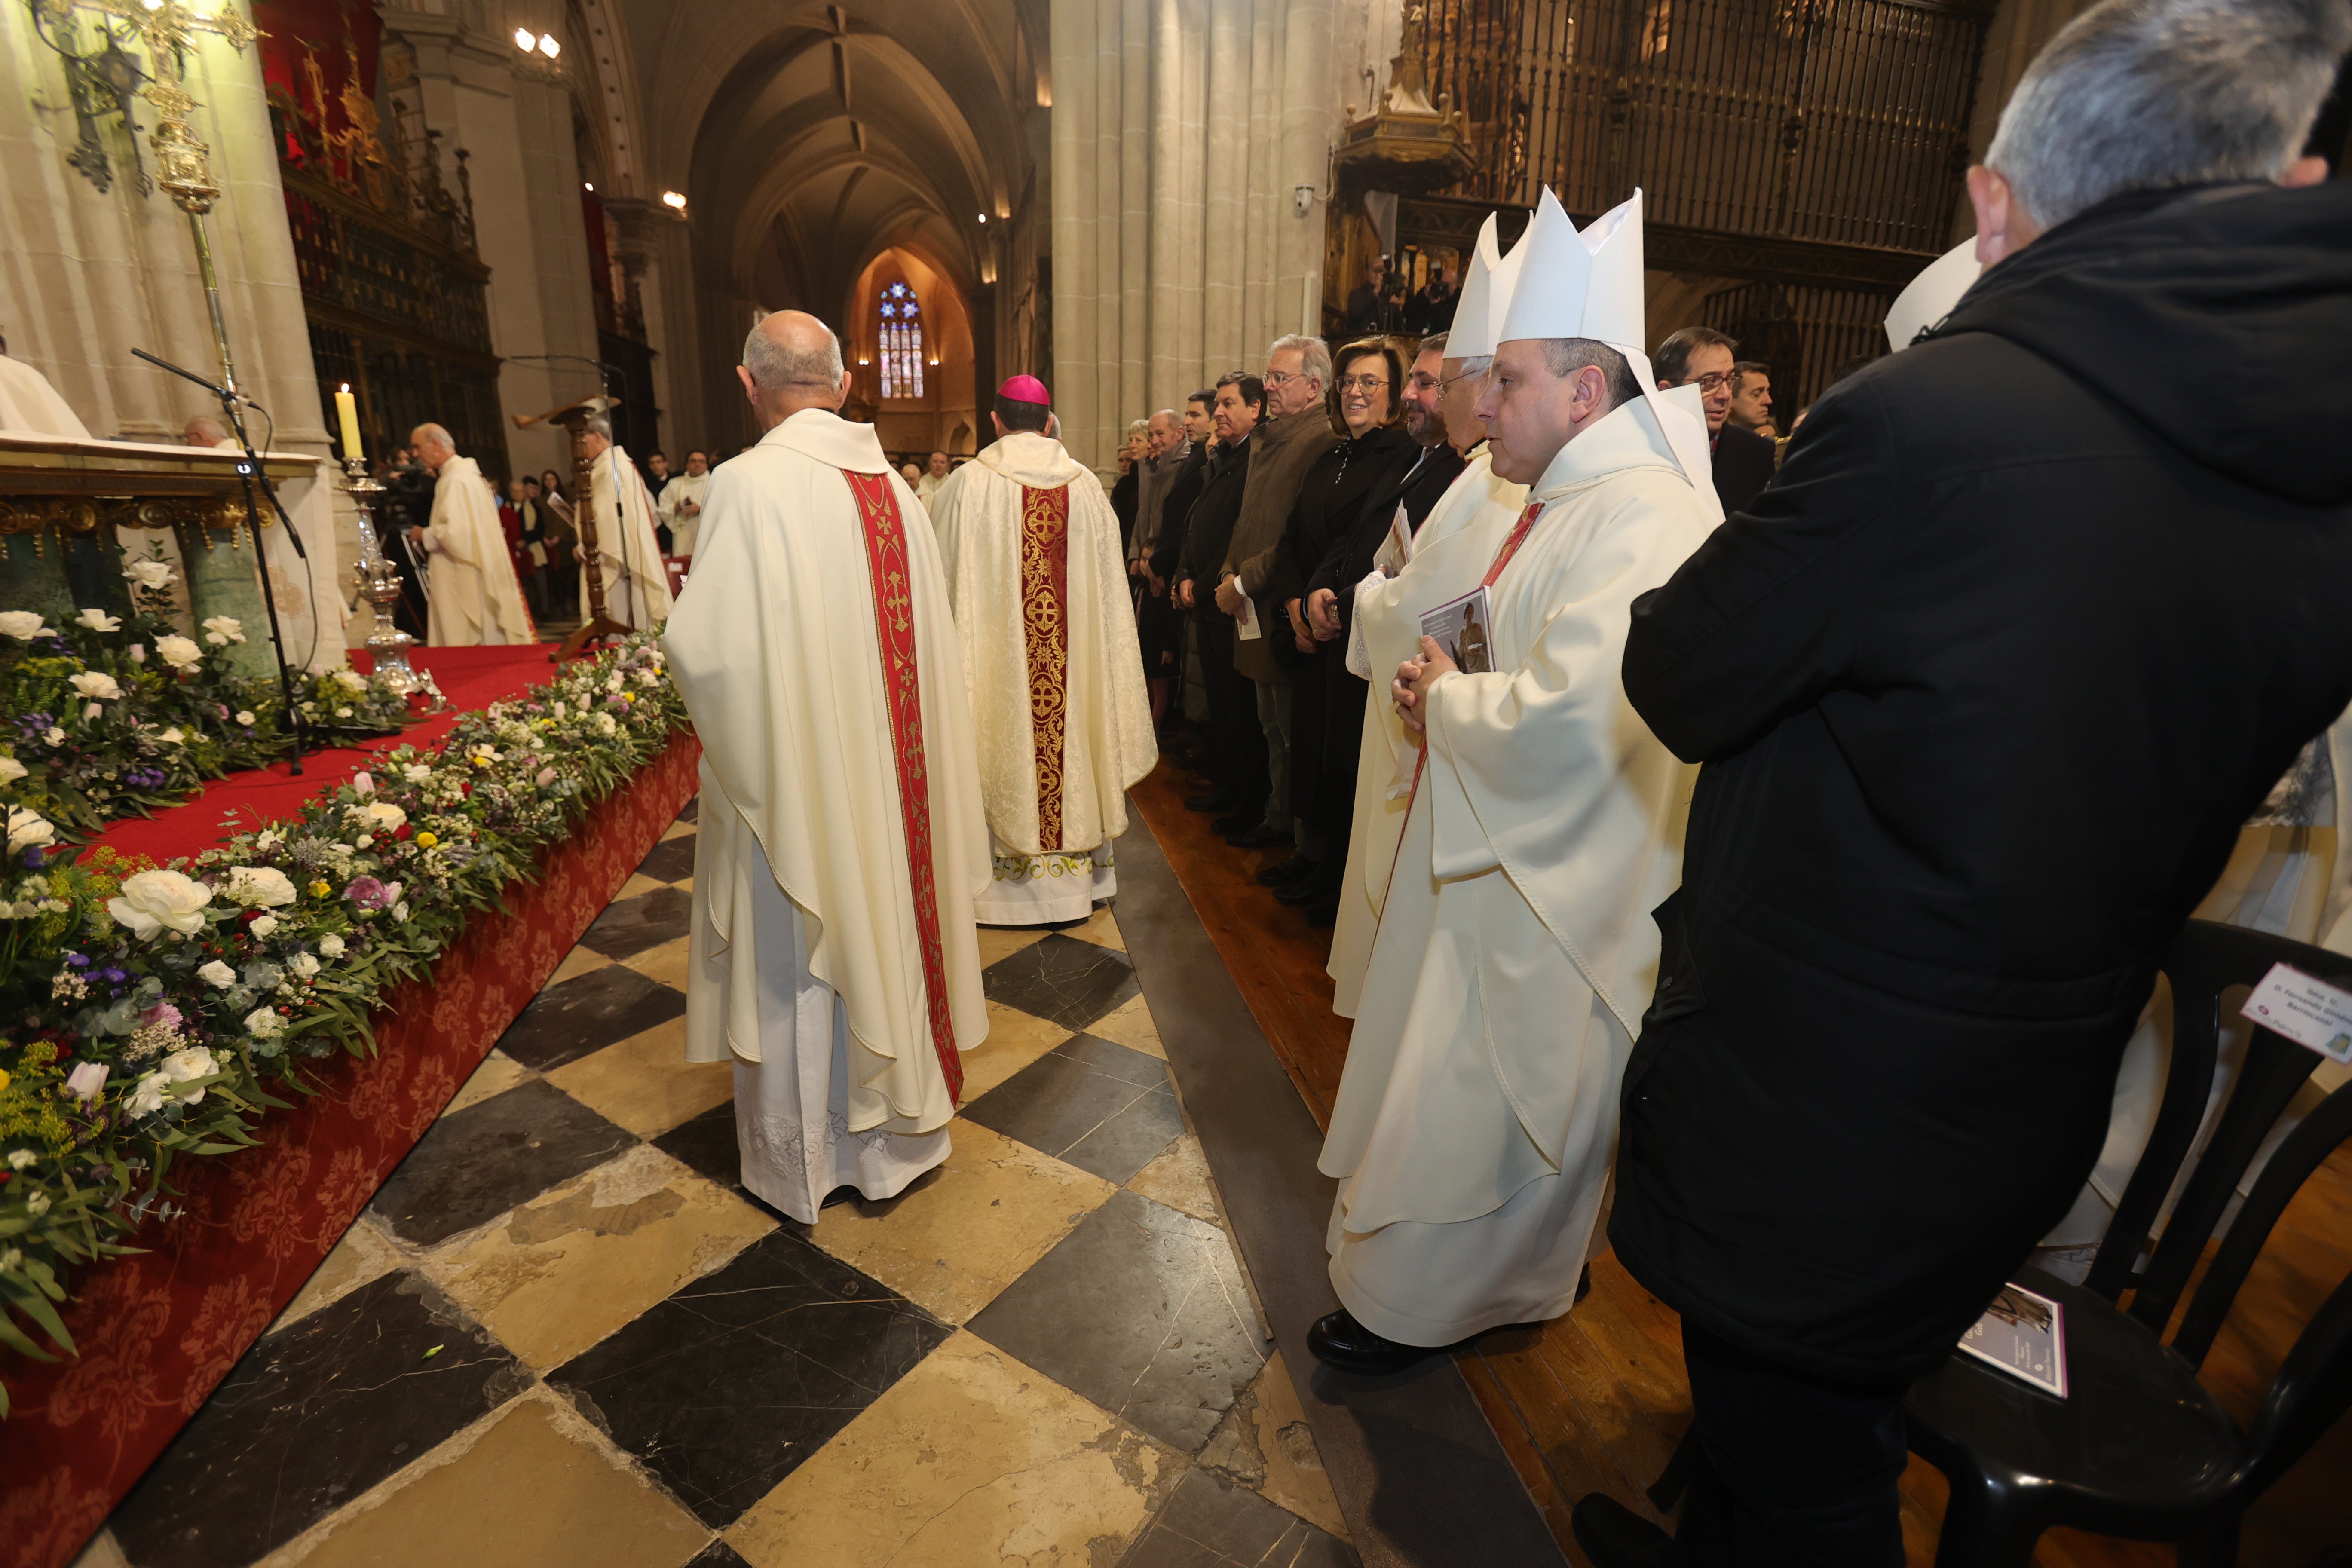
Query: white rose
xmin=317 ymin=934 xmax=346 ymax=958
xmin=6 ymin=1151 xmax=31 ymax=1172
xmin=158 ymin=727 xmax=185 ymax=745
xmin=83 ymin=702 xmax=103 ymax=721
xmin=155 ymin=635 xmax=202 ymax=669
xmin=107 ymin=868 xmax=214 ymax=939
xmin=128 ymin=644 xmax=145 ymax=664
xmin=74 ymin=608 xmax=121 ymax=632
xmin=0 ymin=756 xmax=24 ymax=784
xmin=242 ymin=1007 xmax=285 ymax=1040
xmin=196 ymin=959 xmax=237 ymax=986
xmin=127 ymin=1072 xmax=168 ymax=1117
xmin=201 ymin=616 xmax=245 ymax=644
xmin=334 ymin=706 xmax=353 ymax=718
xmin=42 ymin=727 xmax=64 ymax=746
xmin=595 ymin=712 xmax=617 ymax=736
xmin=552 ymin=701 xmax=567 ymax=719
xmin=402 ymin=764 xmax=432 ymax=784
xmin=224 ymin=864 xmax=297 ymax=908
xmin=249 ymin=914 xmax=279 ymax=938
xmin=235 ymin=710 xmax=256 ymax=726
xmin=332 ymin=670 xmax=369 ymax=695
xmin=7 ymin=807 xmax=55 ymax=854
xmin=161 ymin=1045 xmax=216 ymax=1082
xmin=0 ymin=611 xmax=54 ymax=640
xmin=69 ymin=671 xmax=122 ymax=701
xmin=124 ymin=558 xmax=176 ymax=590
xmin=205 ymin=631 xmax=227 ymax=646
xmin=350 ymin=802 xmax=406 ymax=833
xmin=392 ymin=900 xmax=409 ymax=922
xmin=289 ymin=951 xmax=320 ymax=979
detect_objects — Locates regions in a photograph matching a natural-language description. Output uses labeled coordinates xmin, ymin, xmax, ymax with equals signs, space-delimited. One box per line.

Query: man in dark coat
xmin=1175 ymin=375 xmax=1265 ymax=829
xmin=1654 ymin=325 xmax=1776 ymax=518
xmin=1577 ymin=4 xmax=2352 ymax=1567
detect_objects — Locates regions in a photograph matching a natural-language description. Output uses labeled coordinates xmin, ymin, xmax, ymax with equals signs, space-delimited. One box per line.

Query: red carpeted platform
xmin=2 ymin=660 xmax=699 ymax=1568
xmin=88 ymin=643 xmax=562 ymax=867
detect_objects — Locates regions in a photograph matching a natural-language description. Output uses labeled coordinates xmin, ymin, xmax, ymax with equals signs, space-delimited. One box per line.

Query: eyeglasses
xmin=1262 ymin=368 xmax=1306 ymax=388
xmin=1689 ymin=371 xmax=1737 ymax=393
xmin=1337 ymin=374 xmax=1391 ymax=392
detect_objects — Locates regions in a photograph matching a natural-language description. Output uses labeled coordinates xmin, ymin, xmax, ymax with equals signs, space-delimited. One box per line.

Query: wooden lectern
xmin=514 ymin=394 xmax=634 ymax=662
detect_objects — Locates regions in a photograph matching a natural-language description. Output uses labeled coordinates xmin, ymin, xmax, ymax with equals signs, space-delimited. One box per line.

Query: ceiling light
xmin=538 ymin=34 xmax=560 ymax=58
xmin=514 ymin=26 xmax=536 ymax=50
xmin=661 ymin=190 xmax=688 ymax=211
xmin=584 ymin=181 xmax=594 ymax=192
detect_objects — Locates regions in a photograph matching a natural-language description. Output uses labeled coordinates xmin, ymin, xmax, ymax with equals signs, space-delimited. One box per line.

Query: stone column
xmin=1050 ymin=0 xmax=1101 ymax=467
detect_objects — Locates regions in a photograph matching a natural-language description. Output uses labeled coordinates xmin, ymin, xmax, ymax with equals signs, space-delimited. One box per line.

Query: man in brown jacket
xmin=1216 ymin=334 xmax=1339 ymax=849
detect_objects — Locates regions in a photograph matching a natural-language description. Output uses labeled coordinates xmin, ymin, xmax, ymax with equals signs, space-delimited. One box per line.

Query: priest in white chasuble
xmin=664 ymin=311 xmax=992 ymax=1222
xmin=580 ymin=416 xmax=675 ymax=630
xmin=409 ymin=424 xmax=535 ymax=646
xmin=927 ymin=376 xmax=1157 ymax=924
xmin=1311 ymin=188 xmax=1720 ymax=1374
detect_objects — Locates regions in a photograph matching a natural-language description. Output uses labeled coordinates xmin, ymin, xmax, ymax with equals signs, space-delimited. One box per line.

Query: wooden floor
xmin=1130 ymin=753 xmax=2352 ymax=1568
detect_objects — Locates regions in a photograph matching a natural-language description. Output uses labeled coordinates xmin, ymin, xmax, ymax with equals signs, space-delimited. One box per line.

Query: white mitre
xmin=1886 ymin=239 xmax=1982 ymax=352
xmin=1493 ymin=187 xmax=1723 ymax=523
xmin=1445 ymin=212 xmax=1530 ymax=363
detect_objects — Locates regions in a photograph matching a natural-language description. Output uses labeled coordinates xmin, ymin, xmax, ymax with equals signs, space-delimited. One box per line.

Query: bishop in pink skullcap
xmin=997 ymin=374 xmax=1051 ymax=407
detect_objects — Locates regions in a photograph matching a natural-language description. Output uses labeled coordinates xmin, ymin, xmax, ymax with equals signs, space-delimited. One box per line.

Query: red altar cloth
xmin=1 ymin=727 xmax=702 ymax=1568
xmin=87 ymin=643 xmax=560 ymax=867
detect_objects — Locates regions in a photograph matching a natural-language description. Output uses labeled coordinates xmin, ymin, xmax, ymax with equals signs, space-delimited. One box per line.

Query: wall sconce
xmin=513 ymin=26 xmax=535 ymax=50
xmin=538 ymin=33 xmax=560 ymax=58
xmin=661 ymin=190 xmax=688 ymax=214
xmin=976 ymin=213 xmax=988 ymax=225
xmin=1293 ymin=184 xmax=1316 ymax=217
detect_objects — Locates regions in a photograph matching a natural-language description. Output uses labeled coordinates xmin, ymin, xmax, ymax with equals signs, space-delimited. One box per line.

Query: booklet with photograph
xmin=1957 ymin=1281 xmax=2069 ymax=1397
xmin=1419 ymin=585 xmax=1496 ymax=674
xmin=1374 ymin=502 xmax=1414 ymax=578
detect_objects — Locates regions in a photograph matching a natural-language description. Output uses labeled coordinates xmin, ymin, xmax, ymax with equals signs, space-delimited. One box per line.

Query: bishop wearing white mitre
xmin=408 ymin=423 xmax=534 ymax=646
xmin=1329 ymin=212 xmax=1531 ymax=1016
xmin=926 ymin=374 xmax=1158 ymax=924
xmin=579 ymin=414 xmax=675 ymax=630
xmin=664 ymin=312 xmax=992 ymax=1220
xmin=1309 ymin=189 xmax=1722 ymax=1372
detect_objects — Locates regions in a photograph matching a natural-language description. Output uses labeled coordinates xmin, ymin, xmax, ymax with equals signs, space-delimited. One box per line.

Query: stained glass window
xmin=879 ymin=282 xmax=925 ymax=399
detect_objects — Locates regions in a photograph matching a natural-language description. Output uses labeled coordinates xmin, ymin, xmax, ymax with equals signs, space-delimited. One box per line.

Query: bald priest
xmin=409 ymin=423 xmax=535 ymax=646
xmin=664 ymin=311 xmax=992 ymax=1220
xmin=926 ymin=376 xmax=1156 ymax=924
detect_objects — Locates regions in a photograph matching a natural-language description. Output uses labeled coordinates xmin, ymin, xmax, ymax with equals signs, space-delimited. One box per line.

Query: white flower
xmin=64 ymin=1063 xmax=109 ymax=1103
xmin=205 ymin=631 xmax=227 ymax=646
xmin=402 ymin=764 xmax=433 ymax=784
xmin=25 ymin=1192 xmax=48 ymax=1218
xmin=124 ymin=558 xmax=176 ymax=590
xmin=243 ymin=1007 xmax=285 ymax=1040
xmin=334 ymin=706 xmax=353 ymax=718
xmin=128 ymin=644 xmax=146 ymax=664
xmin=158 ymin=1046 xmax=217 ymax=1106
xmin=392 ymin=900 xmax=410 ymax=922
xmin=158 ymin=727 xmax=185 ymax=745
xmin=75 ymin=608 xmax=121 ymax=632
xmin=69 ymin=671 xmax=122 ymax=701
xmin=235 ymin=710 xmax=256 ymax=726
xmin=197 ymin=959 xmax=237 ymax=987
xmin=108 ymin=868 xmax=213 ymax=939
xmin=0 ymin=1247 xmax=20 ymax=1272
xmin=249 ymin=914 xmax=279 ymax=938
xmin=155 ymin=634 xmax=202 ymax=670
xmin=5 ymin=1150 xmax=31 ymax=1172
xmin=0 ymin=757 xmax=25 ymax=786
xmin=254 ymin=830 xmax=282 ymax=850
xmin=6 ymin=807 xmax=55 ymax=854
xmin=317 ymin=934 xmax=346 ymax=958
xmin=202 ymin=615 xmax=245 ymax=644
xmin=289 ymin=951 xmax=320 ymax=980
xmin=552 ymin=701 xmax=567 ymax=719
xmin=351 ymin=771 xmax=374 ymax=796
xmin=595 ymin=712 xmax=617 ymax=736
xmin=331 ymin=670 xmax=369 ymax=695
xmin=0 ymin=611 xmax=54 ymax=640
xmin=42 ymin=727 xmax=64 ymax=747
xmin=126 ymin=1072 xmax=168 ymax=1116
xmin=83 ymin=701 xmax=103 ymax=721
xmin=224 ymin=865 xmax=297 ymax=908
xmin=354 ymin=833 xmax=372 ymax=850
xmin=350 ymin=802 xmax=407 ymax=833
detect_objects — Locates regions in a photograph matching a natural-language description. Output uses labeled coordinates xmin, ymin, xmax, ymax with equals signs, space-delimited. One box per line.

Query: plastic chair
xmin=1904 ymin=918 xmax=2352 ymax=1568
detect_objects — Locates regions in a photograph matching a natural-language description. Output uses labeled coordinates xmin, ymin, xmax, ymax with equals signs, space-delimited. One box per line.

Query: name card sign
xmin=2241 ymin=962 xmax=2352 ymax=1066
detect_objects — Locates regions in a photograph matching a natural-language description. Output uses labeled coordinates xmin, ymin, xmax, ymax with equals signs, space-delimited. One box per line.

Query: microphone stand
xmin=132 ymin=346 xmax=311 ymax=776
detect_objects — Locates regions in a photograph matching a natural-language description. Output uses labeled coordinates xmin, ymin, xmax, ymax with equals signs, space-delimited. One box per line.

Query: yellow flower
xmin=471 ymin=754 xmax=493 ymax=768
xmin=622 ymin=692 xmax=637 ymax=704
xmin=309 ymin=880 xmax=331 ymax=899
xmin=0 ymin=1066 xmax=10 ymax=1092
xmin=415 ymin=831 xmax=439 ymax=849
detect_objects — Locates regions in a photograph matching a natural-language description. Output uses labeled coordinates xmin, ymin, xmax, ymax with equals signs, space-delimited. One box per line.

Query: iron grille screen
xmin=1700 ymin=279 xmax=1890 ymax=414
xmin=1418 ymin=0 xmax=1988 ymax=253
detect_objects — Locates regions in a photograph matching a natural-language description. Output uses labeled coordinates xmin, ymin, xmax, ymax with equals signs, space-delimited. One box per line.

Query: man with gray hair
xmin=663 ymin=309 xmax=990 ymax=1220
xmin=1583 ymin=4 xmax=2352 ymax=1565
xmin=577 ymin=411 xmax=673 ymax=629
xmin=1217 ymin=332 xmax=1338 ymax=848
xmin=406 ymin=422 xmax=533 ymax=646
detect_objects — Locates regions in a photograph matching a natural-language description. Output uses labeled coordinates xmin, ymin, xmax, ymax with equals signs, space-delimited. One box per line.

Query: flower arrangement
xmin=0 ymin=553 xmax=411 ymax=845
xmin=0 ymin=631 xmax=686 ymax=1412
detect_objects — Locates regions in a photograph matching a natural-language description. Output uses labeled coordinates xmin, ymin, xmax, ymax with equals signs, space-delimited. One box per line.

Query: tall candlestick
xmin=335 ymin=385 xmax=364 ymax=462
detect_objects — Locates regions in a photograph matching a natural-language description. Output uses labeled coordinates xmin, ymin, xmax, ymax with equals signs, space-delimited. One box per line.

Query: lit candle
xmin=335 ymin=385 xmax=364 ymax=461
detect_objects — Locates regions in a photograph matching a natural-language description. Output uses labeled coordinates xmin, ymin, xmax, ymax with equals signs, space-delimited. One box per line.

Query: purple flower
xmin=344 ymin=876 xmax=393 ymax=910
xmin=100 ymin=966 xmax=126 ymax=984
xmin=66 ymin=952 xmax=89 ymax=968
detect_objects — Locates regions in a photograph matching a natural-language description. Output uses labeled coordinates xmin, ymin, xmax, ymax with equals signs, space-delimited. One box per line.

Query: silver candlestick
xmin=339 ymin=456 xmax=431 ymax=700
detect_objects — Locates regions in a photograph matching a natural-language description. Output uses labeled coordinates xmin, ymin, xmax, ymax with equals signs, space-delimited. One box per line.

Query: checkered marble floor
xmin=72 ymin=797 xmax=1355 ymax=1568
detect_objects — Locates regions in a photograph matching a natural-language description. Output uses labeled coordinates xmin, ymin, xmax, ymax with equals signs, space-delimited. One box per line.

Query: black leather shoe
xmin=1571 ymin=1494 xmax=1672 ymax=1568
xmin=1577 ymin=1264 xmax=1592 ymax=1304
xmin=1185 ymin=790 xmax=1232 ymax=813
xmin=1226 ymin=824 xmax=1292 ymax=849
xmin=1256 ymin=855 xmax=1318 ymax=888
xmin=1304 ymin=894 xmax=1338 ymax=928
xmin=1275 ymin=875 xmax=1338 ymax=906
xmin=1306 ymin=1309 xmax=1444 ymax=1375
xmin=1213 ymin=810 xmax=1259 ymax=836
xmin=820 ymin=1184 xmax=862 ymax=1209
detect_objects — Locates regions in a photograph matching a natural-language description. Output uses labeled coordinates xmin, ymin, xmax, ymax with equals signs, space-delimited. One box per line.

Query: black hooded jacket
xmin=1609 ymin=179 xmax=2352 ymax=1385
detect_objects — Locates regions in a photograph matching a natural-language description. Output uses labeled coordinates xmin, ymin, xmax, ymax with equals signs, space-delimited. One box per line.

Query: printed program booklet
xmin=1957 ymin=1280 xmax=2069 ymax=1397
xmin=1419 ymin=585 xmax=1496 ymax=674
